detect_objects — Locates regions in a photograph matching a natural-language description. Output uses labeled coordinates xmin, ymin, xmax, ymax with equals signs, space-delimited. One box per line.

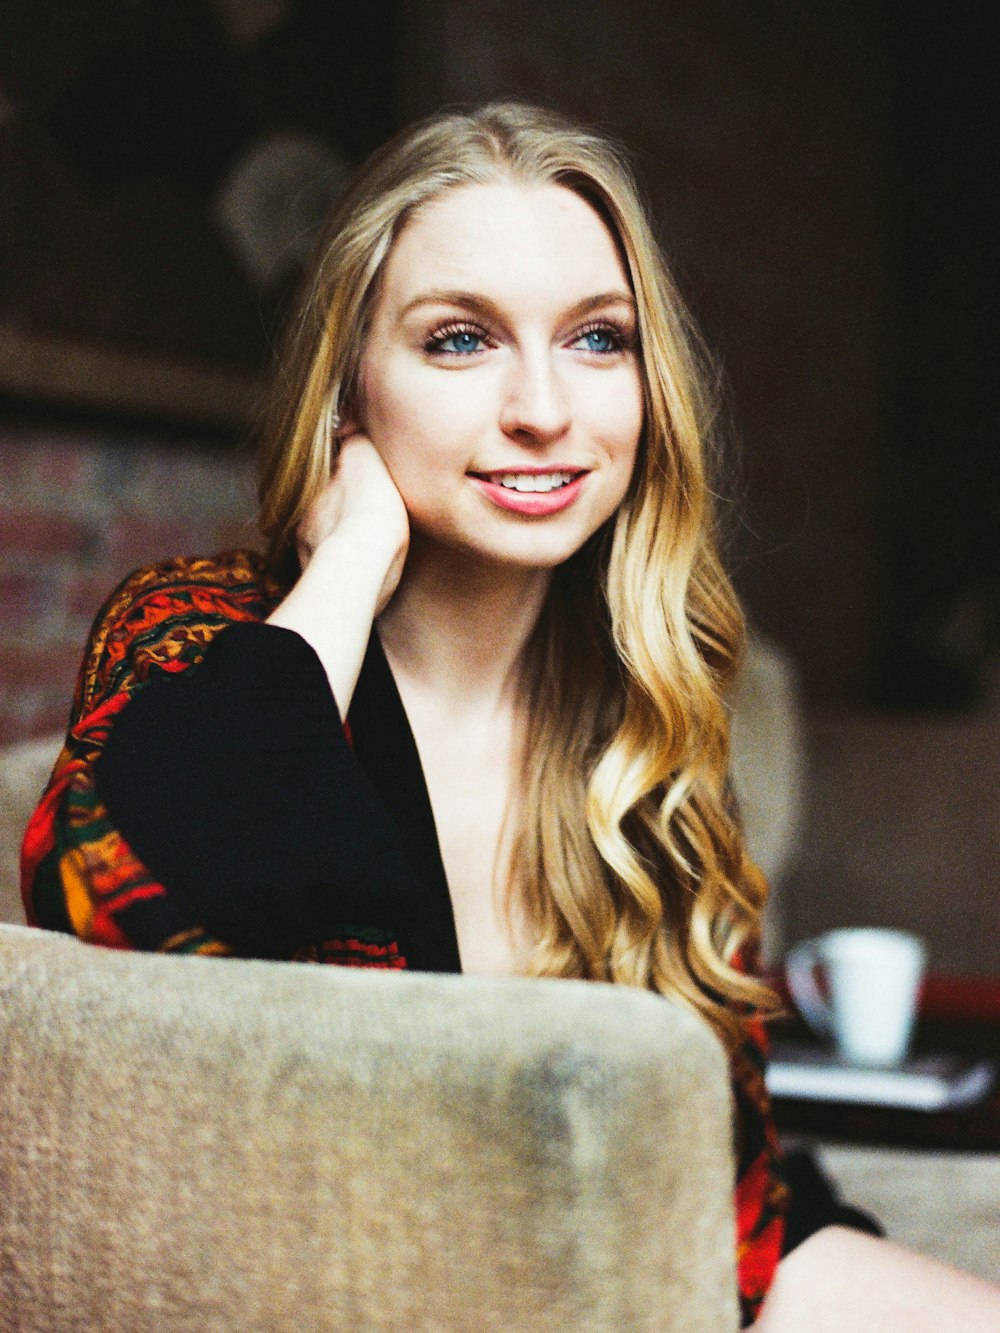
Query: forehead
xmin=377 ymin=181 xmax=632 ymax=312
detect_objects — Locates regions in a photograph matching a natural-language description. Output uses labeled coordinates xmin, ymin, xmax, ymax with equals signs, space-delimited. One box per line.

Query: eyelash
xmin=424 ymin=321 xmax=494 ymax=355
xmin=573 ymin=319 xmax=632 ymax=354
xmin=424 ymin=318 xmax=634 ymax=357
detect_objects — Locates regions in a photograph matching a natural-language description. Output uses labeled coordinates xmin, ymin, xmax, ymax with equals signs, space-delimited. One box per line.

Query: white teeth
xmin=493 ymin=471 xmax=575 ymax=493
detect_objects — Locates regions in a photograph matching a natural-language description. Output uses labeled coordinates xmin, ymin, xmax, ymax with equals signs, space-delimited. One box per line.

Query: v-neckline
xmin=346 ymin=629 xmax=463 ymax=975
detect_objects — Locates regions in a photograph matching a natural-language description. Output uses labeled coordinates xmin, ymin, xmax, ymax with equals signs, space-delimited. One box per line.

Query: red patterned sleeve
xmin=21 ymin=551 xmax=281 ymax=956
xmin=731 ymin=1005 xmax=790 ymax=1326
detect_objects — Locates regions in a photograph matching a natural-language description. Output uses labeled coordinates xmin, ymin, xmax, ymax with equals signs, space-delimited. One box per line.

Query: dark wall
xmin=0 ymin=0 xmax=400 ymax=367
xmin=875 ymin=6 xmax=1000 ymax=710
xmin=403 ymin=1 xmax=889 ymax=703
xmin=403 ymin=1 xmax=998 ymax=710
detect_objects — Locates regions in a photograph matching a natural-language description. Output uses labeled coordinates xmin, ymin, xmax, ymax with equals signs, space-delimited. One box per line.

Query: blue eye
xmin=574 ymin=325 xmax=624 ymax=354
xmin=433 ymin=328 xmax=485 ymax=355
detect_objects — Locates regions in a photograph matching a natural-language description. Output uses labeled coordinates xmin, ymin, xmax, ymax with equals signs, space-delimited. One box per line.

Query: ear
xmin=332 ymin=385 xmax=365 ymax=442
xmin=333 ymin=414 xmax=363 ymax=441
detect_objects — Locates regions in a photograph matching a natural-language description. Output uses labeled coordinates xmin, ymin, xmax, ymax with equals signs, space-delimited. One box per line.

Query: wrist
xmin=300 ymin=527 xmax=391 ymax=595
xmin=309 ymin=517 xmax=403 ymax=571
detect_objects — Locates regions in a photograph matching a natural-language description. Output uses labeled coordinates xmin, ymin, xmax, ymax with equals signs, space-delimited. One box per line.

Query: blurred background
xmin=1 ymin=0 xmax=997 ymax=975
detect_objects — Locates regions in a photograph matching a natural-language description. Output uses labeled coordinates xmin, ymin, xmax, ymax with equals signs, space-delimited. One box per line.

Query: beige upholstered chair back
xmin=0 ymin=734 xmax=62 ymax=926
xmin=0 ymin=924 xmax=739 ymax=1331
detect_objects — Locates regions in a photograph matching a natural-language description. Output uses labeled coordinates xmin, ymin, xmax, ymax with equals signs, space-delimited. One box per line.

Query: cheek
xmin=358 ymin=355 xmax=408 ymax=443
xmin=588 ymin=375 xmax=644 ymax=466
xmin=361 ymin=362 xmax=488 ymax=473
xmin=357 ymin=360 xmax=430 ymax=481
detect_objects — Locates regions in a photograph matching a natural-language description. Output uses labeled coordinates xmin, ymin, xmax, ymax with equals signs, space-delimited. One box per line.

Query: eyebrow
xmin=398 ymin=288 xmax=637 ymax=323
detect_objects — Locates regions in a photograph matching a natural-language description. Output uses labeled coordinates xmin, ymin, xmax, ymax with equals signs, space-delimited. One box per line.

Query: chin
xmin=474 ymin=533 xmax=598 ymax=570
xmin=412 ymin=504 xmax=617 ymax=571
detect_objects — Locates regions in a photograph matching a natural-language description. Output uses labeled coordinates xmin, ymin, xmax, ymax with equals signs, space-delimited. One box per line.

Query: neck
xmin=376 ymin=539 xmax=552 ymax=716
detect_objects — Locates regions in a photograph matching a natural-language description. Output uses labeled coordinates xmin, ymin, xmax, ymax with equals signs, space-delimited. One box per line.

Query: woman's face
xmin=357 ymin=180 xmax=644 ymax=571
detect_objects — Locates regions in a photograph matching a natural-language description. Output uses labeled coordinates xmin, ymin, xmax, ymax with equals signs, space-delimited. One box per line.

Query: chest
xmin=406 ymin=712 xmax=527 ymax=976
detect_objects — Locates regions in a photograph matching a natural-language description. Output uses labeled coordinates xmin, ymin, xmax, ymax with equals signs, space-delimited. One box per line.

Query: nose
xmin=498 ymin=348 xmax=571 ymax=446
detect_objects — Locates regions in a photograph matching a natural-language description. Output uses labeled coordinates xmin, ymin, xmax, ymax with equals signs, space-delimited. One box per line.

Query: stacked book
xmin=766 ymin=1041 xmax=996 ymax=1111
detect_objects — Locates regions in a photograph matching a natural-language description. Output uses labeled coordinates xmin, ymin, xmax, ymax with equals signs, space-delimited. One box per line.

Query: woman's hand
xmin=267 ymin=433 xmax=409 ymax=714
xmin=296 ymin=433 xmax=409 ymax=616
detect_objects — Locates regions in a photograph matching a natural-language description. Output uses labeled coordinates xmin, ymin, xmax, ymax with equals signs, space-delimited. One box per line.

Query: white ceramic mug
xmin=785 ymin=928 xmax=926 ymax=1067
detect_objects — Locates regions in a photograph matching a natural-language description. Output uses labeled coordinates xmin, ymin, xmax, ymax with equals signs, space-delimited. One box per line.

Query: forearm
xmin=22 ymin=719 xmax=231 ymax=955
xmin=90 ymin=622 xmax=419 ymax=957
xmin=266 ymin=526 xmax=391 ymax=717
xmin=266 ymin=434 xmax=409 ymax=715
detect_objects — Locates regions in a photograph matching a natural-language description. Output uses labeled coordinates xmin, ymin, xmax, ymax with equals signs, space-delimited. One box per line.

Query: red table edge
xmin=763 ymin=971 xmax=1000 ymax=1025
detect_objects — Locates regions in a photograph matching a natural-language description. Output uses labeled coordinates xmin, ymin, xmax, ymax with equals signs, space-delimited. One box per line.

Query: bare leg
xmin=753 ymin=1227 xmax=1000 ymax=1333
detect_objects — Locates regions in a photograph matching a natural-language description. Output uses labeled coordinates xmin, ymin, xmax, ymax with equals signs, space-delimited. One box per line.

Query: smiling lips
xmin=468 ymin=467 xmax=588 ymax=515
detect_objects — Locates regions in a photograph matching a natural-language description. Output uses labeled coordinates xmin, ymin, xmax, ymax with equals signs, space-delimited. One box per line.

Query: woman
xmin=22 ymin=103 xmax=1000 ymax=1329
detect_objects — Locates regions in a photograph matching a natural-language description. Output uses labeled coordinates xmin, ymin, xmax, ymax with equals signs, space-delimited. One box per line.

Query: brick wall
xmin=0 ymin=423 xmax=257 ymax=744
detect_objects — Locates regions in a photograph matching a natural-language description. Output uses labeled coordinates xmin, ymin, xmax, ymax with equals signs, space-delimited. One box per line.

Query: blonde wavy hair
xmin=257 ymin=101 xmax=774 ymax=1047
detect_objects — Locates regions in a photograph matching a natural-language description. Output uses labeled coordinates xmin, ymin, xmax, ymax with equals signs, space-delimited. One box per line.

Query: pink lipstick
xmin=468 ymin=468 xmax=587 ymax=516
